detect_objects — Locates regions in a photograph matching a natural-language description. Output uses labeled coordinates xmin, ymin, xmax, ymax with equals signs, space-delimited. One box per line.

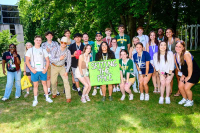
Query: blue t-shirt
xmin=110 ymin=47 xmax=121 ymax=59
xmin=133 ymin=51 xmax=154 ymax=74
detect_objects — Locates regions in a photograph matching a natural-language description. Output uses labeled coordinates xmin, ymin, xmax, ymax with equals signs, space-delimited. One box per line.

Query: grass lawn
xmin=0 ymin=51 xmax=200 ymax=133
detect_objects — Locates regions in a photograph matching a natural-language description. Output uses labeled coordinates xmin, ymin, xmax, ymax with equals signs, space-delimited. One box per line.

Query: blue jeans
xmin=3 ymin=70 xmax=21 ymax=99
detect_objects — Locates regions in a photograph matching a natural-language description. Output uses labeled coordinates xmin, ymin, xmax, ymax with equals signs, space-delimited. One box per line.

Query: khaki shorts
xmin=47 ymin=65 xmax=51 ymax=77
xmin=128 ymin=77 xmax=135 ymax=84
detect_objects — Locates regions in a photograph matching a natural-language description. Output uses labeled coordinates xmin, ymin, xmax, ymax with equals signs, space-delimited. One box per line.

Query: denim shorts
xmin=31 ymin=71 xmax=47 ymax=82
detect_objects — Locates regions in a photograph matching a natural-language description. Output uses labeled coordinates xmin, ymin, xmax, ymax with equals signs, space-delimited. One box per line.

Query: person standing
xmin=153 ymin=41 xmax=174 ymax=104
xmin=41 ymin=31 xmax=59 ymax=96
xmin=157 ymin=28 xmax=165 ymax=42
xmin=137 ymin=27 xmax=149 ymax=51
xmin=68 ymin=33 xmax=85 ymax=96
xmin=102 ymin=28 xmax=113 ymax=48
xmin=115 ymin=24 xmax=131 ymax=51
xmin=50 ymin=37 xmax=72 ymax=103
xmin=82 ymin=33 xmax=94 ymax=61
xmin=2 ymin=44 xmax=21 ymax=101
xmin=26 ymin=35 xmax=53 ymax=106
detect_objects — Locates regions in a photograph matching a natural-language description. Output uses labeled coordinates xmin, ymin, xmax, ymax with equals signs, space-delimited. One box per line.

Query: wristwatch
xmin=169 ymin=74 xmax=171 ymax=76
xmin=145 ymin=75 xmax=148 ymax=77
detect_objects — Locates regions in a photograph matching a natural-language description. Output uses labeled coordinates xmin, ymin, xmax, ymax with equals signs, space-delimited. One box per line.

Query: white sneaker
xmin=116 ymin=86 xmax=120 ymax=92
xmin=140 ymin=93 xmax=144 ymax=100
xmin=129 ymin=94 xmax=134 ymax=100
xmin=113 ymin=87 xmax=117 ymax=92
xmin=15 ymin=96 xmax=20 ymax=99
xmin=178 ymin=98 xmax=187 ymax=105
xmin=159 ymin=97 xmax=164 ymax=104
xmin=165 ymin=97 xmax=171 ymax=104
xmin=85 ymin=95 xmax=91 ymax=101
xmin=2 ymin=97 xmax=8 ymax=101
xmin=133 ymin=88 xmax=139 ymax=93
xmin=81 ymin=97 xmax=87 ymax=103
xmin=92 ymin=89 xmax=97 ymax=96
xmin=184 ymin=100 xmax=193 ymax=107
xmin=100 ymin=89 xmax=103 ymax=96
xmin=144 ymin=94 xmax=149 ymax=101
xmin=120 ymin=95 xmax=126 ymax=101
xmin=32 ymin=100 xmax=38 ymax=106
xmin=46 ymin=97 xmax=53 ymax=103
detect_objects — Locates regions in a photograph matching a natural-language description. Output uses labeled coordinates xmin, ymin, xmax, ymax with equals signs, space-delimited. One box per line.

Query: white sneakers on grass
xmin=159 ymin=97 xmax=164 ymax=104
xmin=100 ymin=89 xmax=103 ymax=96
xmin=133 ymin=88 xmax=139 ymax=93
xmin=113 ymin=87 xmax=117 ymax=92
xmin=120 ymin=95 xmax=125 ymax=101
xmin=140 ymin=93 xmax=144 ymax=100
xmin=32 ymin=100 xmax=38 ymax=107
xmin=178 ymin=98 xmax=193 ymax=107
xmin=159 ymin=97 xmax=170 ymax=104
xmin=92 ymin=89 xmax=97 ymax=96
xmin=85 ymin=95 xmax=91 ymax=101
xmin=32 ymin=97 xmax=53 ymax=107
xmin=116 ymin=86 xmax=120 ymax=92
xmin=145 ymin=94 xmax=149 ymax=101
xmin=178 ymin=98 xmax=187 ymax=105
xmin=129 ymin=94 xmax=133 ymax=100
xmin=2 ymin=97 xmax=8 ymax=101
xmin=140 ymin=93 xmax=149 ymax=101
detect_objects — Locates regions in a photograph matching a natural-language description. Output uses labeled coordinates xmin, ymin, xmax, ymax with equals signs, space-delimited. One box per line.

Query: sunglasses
xmin=10 ymin=47 xmax=15 ymax=49
xmin=176 ymin=40 xmax=184 ymax=43
xmin=61 ymin=41 xmax=67 ymax=45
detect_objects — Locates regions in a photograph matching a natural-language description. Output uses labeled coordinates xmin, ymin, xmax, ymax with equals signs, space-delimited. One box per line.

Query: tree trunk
xmin=137 ymin=16 xmax=144 ymax=31
xmin=173 ymin=0 xmax=180 ymax=34
xmin=128 ymin=14 xmax=136 ymax=45
xmin=120 ymin=14 xmax=127 ymax=34
xmin=109 ymin=20 xmax=118 ymax=35
xmin=145 ymin=0 xmax=156 ymax=33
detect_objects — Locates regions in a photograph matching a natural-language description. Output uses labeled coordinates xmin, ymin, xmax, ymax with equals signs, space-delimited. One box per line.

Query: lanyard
xmin=102 ymin=53 xmax=108 ymax=60
xmin=177 ymin=54 xmax=181 ymax=69
xmin=10 ymin=52 xmax=14 ymax=63
xmin=122 ymin=59 xmax=129 ymax=76
xmin=76 ymin=43 xmax=81 ymax=50
xmin=137 ymin=52 xmax=143 ymax=68
xmin=106 ymin=37 xmax=111 ymax=45
xmin=157 ymin=36 xmax=164 ymax=41
xmin=168 ymin=38 xmax=173 ymax=51
xmin=119 ymin=34 xmax=124 ymax=45
xmin=151 ymin=42 xmax=156 ymax=54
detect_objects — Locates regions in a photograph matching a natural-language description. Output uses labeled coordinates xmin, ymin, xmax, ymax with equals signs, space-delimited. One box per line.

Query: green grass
xmin=0 ymin=51 xmax=200 ymax=133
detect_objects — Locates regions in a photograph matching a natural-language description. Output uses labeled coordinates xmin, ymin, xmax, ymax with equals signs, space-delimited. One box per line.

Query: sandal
xmin=174 ymin=93 xmax=181 ymax=97
xmin=153 ymin=89 xmax=157 ymax=93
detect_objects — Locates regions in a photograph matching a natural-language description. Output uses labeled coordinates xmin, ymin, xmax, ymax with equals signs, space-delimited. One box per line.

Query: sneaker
xmin=116 ymin=86 xmax=120 ymax=92
xmin=109 ymin=96 xmax=113 ymax=101
xmin=32 ymin=100 xmax=38 ymax=107
xmin=85 ymin=95 xmax=91 ymax=101
xmin=63 ymin=89 xmax=65 ymax=94
xmin=184 ymin=100 xmax=194 ymax=107
xmin=165 ymin=97 xmax=171 ymax=104
xmin=46 ymin=97 xmax=53 ymax=103
xmin=15 ymin=96 xmax=20 ymax=99
xmin=43 ymin=91 xmax=51 ymax=97
xmin=129 ymin=94 xmax=134 ymax=100
xmin=72 ymin=84 xmax=78 ymax=91
xmin=120 ymin=95 xmax=126 ymax=101
xmin=57 ymin=92 xmax=60 ymax=96
xmin=159 ymin=97 xmax=164 ymax=104
xmin=100 ymin=89 xmax=103 ymax=96
xmin=140 ymin=93 xmax=144 ymax=100
xmin=24 ymin=93 xmax=29 ymax=98
xmin=178 ymin=98 xmax=187 ymax=105
xmin=2 ymin=97 xmax=8 ymax=101
xmin=113 ymin=87 xmax=117 ymax=92
xmin=133 ymin=88 xmax=139 ymax=93
xmin=81 ymin=97 xmax=87 ymax=103
xmin=78 ymin=91 xmax=82 ymax=96
xmin=101 ymin=96 xmax=106 ymax=102
xmin=92 ymin=89 xmax=97 ymax=96
xmin=144 ymin=94 xmax=149 ymax=101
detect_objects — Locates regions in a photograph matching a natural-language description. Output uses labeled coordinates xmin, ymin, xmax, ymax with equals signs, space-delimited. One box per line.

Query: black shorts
xmin=26 ymin=72 xmax=31 ymax=76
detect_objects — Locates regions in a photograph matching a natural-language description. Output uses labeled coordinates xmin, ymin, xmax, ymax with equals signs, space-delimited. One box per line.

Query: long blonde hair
xmin=176 ymin=40 xmax=186 ymax=65
xmin=132 ymin=37 xmax=140 ymax=48
xmin=25 ymin=42 xmax=33 ymax=53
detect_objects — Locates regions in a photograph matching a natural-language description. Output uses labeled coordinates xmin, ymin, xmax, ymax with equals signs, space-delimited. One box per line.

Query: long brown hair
xmin=176 ymin=40 xmax=186 ymax=65
xmin=82 ymin=44 xmax=92 ymax=54
xmin=157 ymin=41 xmax=168 ymax=63
xmin=148 ymin=31 xmax=159 ymax=46
xmin=9 ymin=44 xmax=20 ymax=71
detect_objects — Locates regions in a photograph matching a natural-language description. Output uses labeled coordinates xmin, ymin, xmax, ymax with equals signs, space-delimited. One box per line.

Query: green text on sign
xmin=89 ymin=59 xmax=120 ymax=86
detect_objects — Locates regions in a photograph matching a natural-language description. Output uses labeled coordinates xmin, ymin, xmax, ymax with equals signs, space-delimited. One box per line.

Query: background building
xmin=0 ymin=4 xmax=25 ymax=57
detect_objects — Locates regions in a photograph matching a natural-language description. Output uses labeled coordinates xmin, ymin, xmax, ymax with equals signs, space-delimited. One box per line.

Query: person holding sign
xmin=2 ymin=44 xmax=21 ymax=101
xmin=75 ymin=44 xmax=92 ymax=103
xmin=153 ymin=41 xmax=174 ymax=104
xmin=146 ymin=31 xmax=160 ymax=93
xmin=95 ymin=42 xmax=115 ymax=101
xmin=133 ymin=42 xmax=154 ymax=101
xmin=175 ymin=41 xmax=200 ymax=107
xmin=115 ymin=24 xmax=131 ymax=51
xmin=119 ymin=49 xmax=135 ymax=101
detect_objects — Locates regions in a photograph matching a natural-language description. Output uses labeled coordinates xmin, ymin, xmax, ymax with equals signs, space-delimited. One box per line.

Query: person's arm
xmin=145 ymin=61 xmax=150 ymax=76
xmin=184 ymin=53 xmax=193 ymax=82
xmin=64 ymin=50 xmax=71 ymax=73
xmin=24 ymin=57 xmax=26 ymax=75
xmin=13 ymin=53 xmax=21 ymax=65
xmin=78 ymin=55 xmax=84 ymax=76
xmin=145 ymin=52 xmax=151 ymax=76
xmin=146 ymin=43 xmax=149 ymax=52
xmin=43 ymin=57 xmax=49 ymax=74
xmin=26 ymin=56 xmax=36 ymax=74
xmin=133 ymin=55 xmax=142 ymax=73
xmin=169 ymin=52 xmax=174 ymax=74
xmin=174 ymin=54 xmax=180 ymax=72
xmin=127 ymin=44 xmax=130 ymax=52
xmin=129 ymin=47 xmax=133 ymax=59
xmin=119 ymin=64 xmax=124 ymax=84
xmin=2 ymin=60 xmax=6 ymax=75
xmin=153 ymin=53 xmax=158 ymax=72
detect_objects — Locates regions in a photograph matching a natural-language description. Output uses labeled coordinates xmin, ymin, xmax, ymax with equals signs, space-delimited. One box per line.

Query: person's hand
xmin=13 ymin=52 xmax=17 ymax=57
xmin=46 ymin=47 xmax=50 ymax=53
xmin=180 ymin=76 xmax=185 ymax=82
xmin=73 ymin=51 xmax=77 ymax=56
xmin=60 ymin=54 xmax=66 ymax=60
xmin=31 ymin=68 xmax=37 ymax=74
xmin=185 ymin=76 xmax=190 ymax=83
xmin=42 ymin=68 xmax=47 ymax=74
xmin=23 ymin=71 xmax=26 ymax=75
xmin=3 ymin=69 xmax=6 ymax=75
xmin=63 ymin=72 xmax=68 ymax=79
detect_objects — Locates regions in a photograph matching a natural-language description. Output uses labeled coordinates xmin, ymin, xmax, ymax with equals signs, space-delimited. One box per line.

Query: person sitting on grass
xmin=153 ymin=41 xmax=174 ymax=104
xmin=25 ymin=35 xmax=53 ymax=106
xmin=95 ymin=42 xmax=115 ymax=101
xmin=75 ymin=44 xmax=92 ymax=103
xmin=24 ymin=42 xmax=33 ymax=98
xmin=119 ymin=49 xmax=135 ymax=101
xmin=175 ymin=41 xmax=200 ymax=107
xmin=2 ymin=44 xmax=21 ymax=101
xmin=133 ymin=42 xmax=154 ymax=101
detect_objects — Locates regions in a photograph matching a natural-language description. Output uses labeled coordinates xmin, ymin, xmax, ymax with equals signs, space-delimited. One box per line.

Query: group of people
xmin=1 ymin=24 xmax=200 ymax=107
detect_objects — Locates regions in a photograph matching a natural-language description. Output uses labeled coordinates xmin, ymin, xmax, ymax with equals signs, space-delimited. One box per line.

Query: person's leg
xmin=101 ymin=85 xmax=106 ymax=96
xmin=47 ymin=66 xmax=51 ymax=92
xmin=39 ymin=72 xmax=48 ymax=95
xmin=124 ymin=82 xmax=133 ymax=94
xmin=120 ymin=83 xmax=125 ymax=95
xmin=152 ymin=70 xmax=157 ymax=92
xmin=170 ymin=78 xmax=173 ymax=94
xmin=14 ymin=70 xmax=21 ymax=98
xmin=3 ymin=71 xmax=14 ymax=99
xmin=143 ymin=73 xmax=152 ymax=94
xmin=156 ymin=72 xmax=160 ymax=92
xmin=184 ymin=82 xmax=194 ymax=101
xmin=33 ymin=82 xmax=39 ymax=97
xmin=78 ymin=77 xmax=89 ymax=96
xmin=178 ymin=80 xmax=187 ymax=99
xmin=160 ymin=75 xmax=166 ymax=98
xmin=166 ymin=74 xmax=174 ymax=97
xmin=174 ymin=68 xmax=181 ymax=95
xmin=139 ymin=75 xmax=144 ymax=93
xmin=85 ymin=77 xmax=91 ymax=95
xmin=51 ymin=65 xmax=59 ymax=97
xmin=27 ymin=75 xmax=31 ymax=93
xmin=108 ymin=84 xmax=113 ymax=96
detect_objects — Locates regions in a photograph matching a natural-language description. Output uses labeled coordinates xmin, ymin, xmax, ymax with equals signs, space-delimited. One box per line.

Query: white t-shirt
xmin=137 ymin=35 xmax=149 ymax=50
xmin=26 ymin=46 xmax=49 ymax=71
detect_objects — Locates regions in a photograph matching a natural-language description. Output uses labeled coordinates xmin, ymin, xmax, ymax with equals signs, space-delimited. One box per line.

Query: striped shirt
xmin=41 ymin=41 xmax=59 ymax=54
xmin=50 ymin=46 xmax=71 ymax=73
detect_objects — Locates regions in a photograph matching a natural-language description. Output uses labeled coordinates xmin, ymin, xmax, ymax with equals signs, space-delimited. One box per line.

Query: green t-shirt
xmin=91 ymin=41 xmax=101 ymax=61
xmin=115 ymin=34 xmax=130 ymax=51
xmin=119 ymin=59 xmax=134 ymax=78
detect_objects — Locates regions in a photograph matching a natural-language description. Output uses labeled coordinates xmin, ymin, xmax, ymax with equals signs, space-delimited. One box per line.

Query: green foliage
xmin=0 ymin=30 xmax=19 ymax=56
